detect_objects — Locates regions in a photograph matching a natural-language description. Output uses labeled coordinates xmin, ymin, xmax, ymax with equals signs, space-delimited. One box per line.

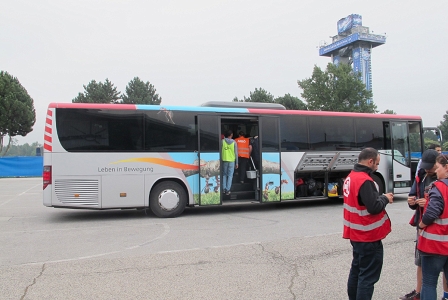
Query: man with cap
xmin=415 ymin=144 xmax=442 ymax=176
xmin=399 ymin=149 xmax=439 ymax=300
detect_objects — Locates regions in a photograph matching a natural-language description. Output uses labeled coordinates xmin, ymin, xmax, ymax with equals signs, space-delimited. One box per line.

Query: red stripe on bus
xmin=44 ymin=144 xmax=52 ymax=151
xmin=48 ymin=103 xmax=137 ymax=110
xmin=246 ymin=108 xmax=422 ymax=120
xmin=47 ymin=109 xmax=53 ymax=117
xmin=44 ymin=135 xmax=52 ymax=142
xmin=45 ymin=126 xmax=52 ymax=134
xmin=46 ymin=117 xmax=52 ymax=125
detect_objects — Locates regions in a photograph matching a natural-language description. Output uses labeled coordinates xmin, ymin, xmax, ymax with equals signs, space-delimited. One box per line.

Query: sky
xmin=2 ymin=0 xmax=448 ymax=144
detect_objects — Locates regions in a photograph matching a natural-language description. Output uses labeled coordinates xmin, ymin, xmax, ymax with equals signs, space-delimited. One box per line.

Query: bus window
xmin=56 ymin=109 xmax=143 ymax=151
xmin=280 ymin=115 xmax=308 ymax=150
xmin=355 ymin=118 xmax=385 ymax=149
xmin=409 ymin=122 xmax=423 ymax=154
xmin=309 ymin=116 xmax=354 ymax=150
xmin=198 ymin=115 xmax=219 ymax=152
xmin=391 ymin=122 xmax=410 ymax=167
xmin=144 ymin=110 xmax=196 ymax=151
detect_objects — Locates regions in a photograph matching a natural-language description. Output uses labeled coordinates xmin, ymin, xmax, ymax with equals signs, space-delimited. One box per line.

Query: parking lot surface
xmin=0 ymin=178 xmax=445 ymax=299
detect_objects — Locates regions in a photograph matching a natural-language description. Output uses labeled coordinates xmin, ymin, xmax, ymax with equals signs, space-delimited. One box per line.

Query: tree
xmin=424 ymin=138 xmax=440 ymax=150
xmin=4 ymin=141 xmax=42 ymax=156
xmin=382 ymin=109 xmax=396 ymax=114
xmin=234 ymin=88 xmax=275 ymax=103
xmin=438 ymin=110 xmax=448 ymax=146
xmin=274 ymin=94 xmax=307 ymax=110
xmin=298 ymin=63 xmax=376 ymax=113
xmin=443 ymin=141 xmax=448 ymax=151
xmin=72 ymin=78 xmax=121 ymax=103
xmin=121 ymin=77 xmax=162 ymax=105
xmin=0 ymin=71 xmax=36 ymax=156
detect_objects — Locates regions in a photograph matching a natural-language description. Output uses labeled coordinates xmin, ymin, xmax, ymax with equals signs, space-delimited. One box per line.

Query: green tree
xmin=0 ymin=71 xmax=36 ymax=156
xmin=423 ymin=130 xmax=438 ymax=142
xmin=235 ymin=88 xmax=275 ymax=103
xmin=443 ymin=141 xmax=448 ymax=151
xmin=72 ymin=78 xmax=121 ymax=103
xmin=5 ymin=141 xmax=42 ymax=156
xmin=121 ymin=77 xmax=162 ymax=104
xmin=298 ymin=63 xmax=376 ymax=113
xmin=424 ymin=138 xmax=440 ymax=150
xmin=382 ymin=109 xmax=396 ymax=114
xmin=274 ymin=94 xmax=307 ymax=110
xmin=438 ymin=110 xmax=448 ymax=146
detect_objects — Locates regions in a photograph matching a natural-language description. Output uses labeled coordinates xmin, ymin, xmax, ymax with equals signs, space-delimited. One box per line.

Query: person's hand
xmin=416 ymin=198 xmax=426 ymax=207
xmin=407 ymin=196 xmax=416 ymax=205
xmin=385 ymin=193 xmax=393 ymax=203
xmin=235 ymin=164 xmax=238 ymax=169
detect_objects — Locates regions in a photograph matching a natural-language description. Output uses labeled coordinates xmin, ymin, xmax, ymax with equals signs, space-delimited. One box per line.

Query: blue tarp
xmin=0 ymin=156 xmax=43 ymax=177
xmin=411 ymin=152 xmax=448 ymax=160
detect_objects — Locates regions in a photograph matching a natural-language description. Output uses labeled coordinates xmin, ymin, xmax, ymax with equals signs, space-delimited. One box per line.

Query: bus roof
xmin=201 ymin=101 xmax=286 ymax=110
xmin=48 ymin=102 xmax=422 ymax=120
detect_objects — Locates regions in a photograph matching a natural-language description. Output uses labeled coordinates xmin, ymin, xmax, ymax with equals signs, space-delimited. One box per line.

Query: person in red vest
xmin=418 ymin=154 xmax=448 ymax=300
xmin=400 ymin=149 xmax=439 ymax=300
xmin=234 ymin=131 xmax=252 ymax=184
xmin=343 ymin=147 xmax=394 ymax=300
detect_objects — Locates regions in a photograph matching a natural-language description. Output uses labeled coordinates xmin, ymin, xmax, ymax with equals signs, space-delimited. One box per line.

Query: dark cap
xmin=420 ymin=149 xmax=438 ymax=170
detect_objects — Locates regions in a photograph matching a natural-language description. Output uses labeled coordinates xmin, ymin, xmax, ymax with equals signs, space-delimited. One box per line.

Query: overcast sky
xmin=2 ymin=0 xmax=448 ymax=144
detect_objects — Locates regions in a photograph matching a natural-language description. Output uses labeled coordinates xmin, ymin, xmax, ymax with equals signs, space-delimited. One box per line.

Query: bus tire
xmin=150 ymin=181 xmax=187 ymax=218
xmin=371 ymin=174 xmax=385 ymax=195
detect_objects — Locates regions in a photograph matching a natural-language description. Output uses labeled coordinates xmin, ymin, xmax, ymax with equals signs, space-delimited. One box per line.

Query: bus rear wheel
xmin=150 ymin=181 xmax=187 ymax=218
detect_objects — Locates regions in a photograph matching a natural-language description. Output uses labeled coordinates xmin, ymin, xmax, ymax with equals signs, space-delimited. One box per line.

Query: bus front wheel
xmin=371 ymin=174 xmax=385 ymax=195
xmin=150 ymin=181 xmax=187 ymax=218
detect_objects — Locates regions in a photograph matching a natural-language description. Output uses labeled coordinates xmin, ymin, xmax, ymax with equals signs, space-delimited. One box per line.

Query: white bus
xmin=43 ymin=102 xmax=424 ymax=217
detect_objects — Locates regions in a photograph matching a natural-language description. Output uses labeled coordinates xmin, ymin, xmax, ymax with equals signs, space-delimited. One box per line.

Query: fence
xmin=0 ymin=157 xmax=43 ymax=177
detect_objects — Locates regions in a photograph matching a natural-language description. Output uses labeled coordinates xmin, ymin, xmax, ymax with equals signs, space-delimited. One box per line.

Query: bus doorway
xmin=220 ymin=117 xmax=260 ymax=202
xmin=391 ymin=121 xmax=412 ymax=194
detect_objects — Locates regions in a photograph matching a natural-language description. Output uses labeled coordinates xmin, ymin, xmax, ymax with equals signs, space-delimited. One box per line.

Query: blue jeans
xmin=222 ymin=161 xmax=235 ymax=192
xmin=347 ymin=240 xmax=384 ymax=300
xmin=421 ymin=254 xmax=448 ymax=300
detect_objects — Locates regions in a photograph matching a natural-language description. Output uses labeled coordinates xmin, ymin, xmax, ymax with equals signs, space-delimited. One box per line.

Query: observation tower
xmin=319 ymin=14 xmax=386 ymax=103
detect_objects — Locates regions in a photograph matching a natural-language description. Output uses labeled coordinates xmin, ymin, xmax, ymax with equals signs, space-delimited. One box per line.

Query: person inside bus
xmin=234 ymin=131 xmax=251 ymax=184
xmin=417 ymin=154 xmax=448 ymax=300
xmin=221 ymin=130 xmax=238 ymax=195
xmin=400 ymin=149 xmax=439 ymax=300
xmin=343 ymin=147 xmax=394 ymax=300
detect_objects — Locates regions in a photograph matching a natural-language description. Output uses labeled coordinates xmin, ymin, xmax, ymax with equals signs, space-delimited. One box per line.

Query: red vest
xmin=418 ymin=181 xmax=448 ymax=255
xmin=235 ymin=137 xmax=250 ymax=158
xmin=343 ymin=171 xmax=391 ymax=242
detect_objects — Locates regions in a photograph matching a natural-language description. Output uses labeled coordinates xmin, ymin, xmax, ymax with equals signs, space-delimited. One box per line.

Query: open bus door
xmin=390 ymin=121 xmax=412 ymax=194
xmin=259 ymin=116 xmax=281 ymax=202
xmin=197 ymin=114 xmax=221 ymax=206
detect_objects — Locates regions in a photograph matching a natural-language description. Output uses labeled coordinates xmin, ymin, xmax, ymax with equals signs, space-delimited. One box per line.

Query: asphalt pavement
xmin=0 ymin=178 xmax=445 ymax=299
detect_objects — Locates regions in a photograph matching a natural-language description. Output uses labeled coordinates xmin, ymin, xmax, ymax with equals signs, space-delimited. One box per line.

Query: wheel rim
xmin=157 ymin=189 xmax=180 ymax=211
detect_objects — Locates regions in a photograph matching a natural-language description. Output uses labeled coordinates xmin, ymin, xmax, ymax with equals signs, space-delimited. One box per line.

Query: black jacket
xmin=353 ymin=163 xmax=389 ymax=215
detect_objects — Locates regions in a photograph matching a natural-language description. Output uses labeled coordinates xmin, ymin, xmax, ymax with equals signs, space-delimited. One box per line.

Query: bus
xmin=43 ymin=102 xmax=424 ymax=217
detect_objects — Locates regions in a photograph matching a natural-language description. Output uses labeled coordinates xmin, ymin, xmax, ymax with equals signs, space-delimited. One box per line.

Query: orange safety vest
xmin=234 ymin=136 xmax=250 ymax=158
xmin=418 ymin=181 xmax=448 ymax=255
xmin=343 ymin=171 xmax=391 ymax=242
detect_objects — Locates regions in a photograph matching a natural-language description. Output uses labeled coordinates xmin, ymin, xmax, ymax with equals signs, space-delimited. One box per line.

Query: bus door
xmin=259 ymin=116 xmax=281 ymax=202
xmin=197 ymin=115 xmax=221 ymax=206
xmin=391 ymin=121 xmax=412 ymax=193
